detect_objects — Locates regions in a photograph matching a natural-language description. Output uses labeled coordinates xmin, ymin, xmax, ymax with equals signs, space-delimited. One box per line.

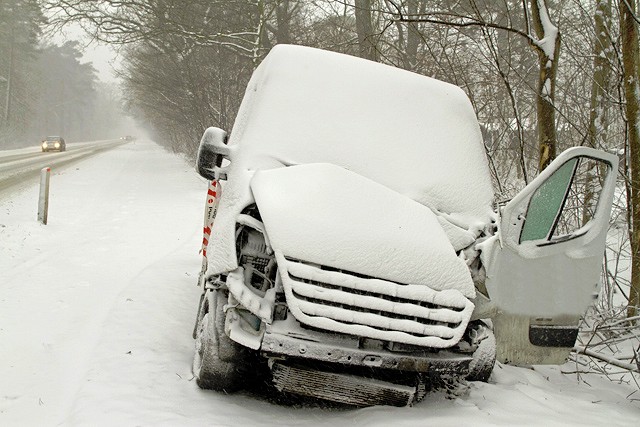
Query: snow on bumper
xmin=277 ymin=253 xmax=474 ymax=348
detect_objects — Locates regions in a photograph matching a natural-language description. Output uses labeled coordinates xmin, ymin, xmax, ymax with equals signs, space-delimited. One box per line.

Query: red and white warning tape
xmin=200 ymin=179 xmax=221 ymax=268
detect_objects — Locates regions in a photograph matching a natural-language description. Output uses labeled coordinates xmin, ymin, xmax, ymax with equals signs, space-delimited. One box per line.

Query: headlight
xmin=54 ymin=142 xmax=60 ymax=148
xmin=42 ymin=142 xmax=48 ymax=148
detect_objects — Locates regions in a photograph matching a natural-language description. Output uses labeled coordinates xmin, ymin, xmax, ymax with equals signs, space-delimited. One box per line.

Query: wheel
xmin=192 ymin=290 xmax=248 ymax=392
xmin=467 ymin=329 xmax=496 ymax=382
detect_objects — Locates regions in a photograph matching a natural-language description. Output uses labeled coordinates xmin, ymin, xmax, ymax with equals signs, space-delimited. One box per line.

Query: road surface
xmin=0 ymin=139 xmax=129 ymax=196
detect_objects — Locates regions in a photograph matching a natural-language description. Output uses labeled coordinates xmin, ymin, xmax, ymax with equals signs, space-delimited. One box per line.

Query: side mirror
xmin=196 ymin=127 xmax=230 ymax=180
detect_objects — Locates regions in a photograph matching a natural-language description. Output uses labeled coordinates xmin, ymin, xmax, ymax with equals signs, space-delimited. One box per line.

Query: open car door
xmin=484 ymin=147 xmax=618 ymax=365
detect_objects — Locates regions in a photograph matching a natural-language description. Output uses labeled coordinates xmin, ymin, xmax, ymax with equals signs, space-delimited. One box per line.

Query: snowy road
xmin=0 ymin=141 xmax=637 ymax=426
xmin=0 ymin=139 xmax=128 ymax=195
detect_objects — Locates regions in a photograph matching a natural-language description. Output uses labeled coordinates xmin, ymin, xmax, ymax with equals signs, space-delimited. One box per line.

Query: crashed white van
xmin=192 ymin=45 xmax=618 ymax=406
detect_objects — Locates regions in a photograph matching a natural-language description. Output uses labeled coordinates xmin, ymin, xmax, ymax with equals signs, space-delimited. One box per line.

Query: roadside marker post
xmin=38 ymin=167 xmax=51 ymax=225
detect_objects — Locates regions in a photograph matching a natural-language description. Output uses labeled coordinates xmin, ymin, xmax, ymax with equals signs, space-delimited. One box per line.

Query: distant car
xmin=120 ymin=135 xmax=135 ymax=141
xmin=41 ymin=136 xmax=66 ymax=152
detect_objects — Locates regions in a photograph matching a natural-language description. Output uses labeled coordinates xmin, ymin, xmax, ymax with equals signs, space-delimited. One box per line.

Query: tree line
xmin=0 ymin=0 xmax=130 ymax=148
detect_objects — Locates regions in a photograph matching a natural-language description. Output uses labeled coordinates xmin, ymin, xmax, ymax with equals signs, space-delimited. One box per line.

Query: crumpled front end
xmin=236 ymin=162 xmax=478 ymax=349
xmin=211 ymin=163 xmax=486 ymax=405
xmin=256 ymin=252 xmax=477 ymax=406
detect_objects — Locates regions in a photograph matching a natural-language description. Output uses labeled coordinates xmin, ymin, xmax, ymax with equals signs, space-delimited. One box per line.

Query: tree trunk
xmin=530 ymin=0 xmax=560 ymax=172
xmin=254 ymin=0 xmax=269 ymax=67
xmin=584 ymin=0 xmax=612 ymax=225
xmin=619 ymin=0 xmax=640 ymax=319
xmin=354 ymin=0 xmax=379 ymax=61
xmin=588 ymin=0 xmax=612 ymax=150
xmin=404 ymin=0 xmax=420 ymax=71
xmin=275 ymin=0 xmax=292 ymax=44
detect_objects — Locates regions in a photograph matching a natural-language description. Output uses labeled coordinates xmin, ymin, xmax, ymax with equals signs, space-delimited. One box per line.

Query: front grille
xmin=277 ymin=254 xmax=474 ymax=348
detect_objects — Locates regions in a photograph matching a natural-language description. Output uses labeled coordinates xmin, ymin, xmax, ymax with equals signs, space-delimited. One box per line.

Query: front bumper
xmin=261 ymin=328 xmax=472 ymax=374
xmin=261 ymin=320 xmax=472 ymax=406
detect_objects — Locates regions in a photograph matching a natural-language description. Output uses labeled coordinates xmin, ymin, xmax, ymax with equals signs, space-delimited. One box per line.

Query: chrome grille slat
xmin=296 ymin=299 xmax=457 ymax=339
xmin=289 ymin=277 xmax=464 ymax=324
xmin=277 ymin=253 xmax=474 ymax=348
xmin=290 ymin=272 xmax=448 ymax=310
xmin=286 ymin=258 xmax=468 ymax=309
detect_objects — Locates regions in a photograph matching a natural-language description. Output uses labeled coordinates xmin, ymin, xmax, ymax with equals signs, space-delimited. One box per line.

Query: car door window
xmin=520 ymin=158 xmax=578 ymax=242
xmin=520 ymin=156 xmax=609 ymax=243
xmin=553 ymin=157 xmax=608 ymax=238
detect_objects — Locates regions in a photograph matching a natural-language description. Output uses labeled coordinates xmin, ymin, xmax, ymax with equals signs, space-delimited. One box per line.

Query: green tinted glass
xmin=520 ymin=158 xmax=578 ymax=242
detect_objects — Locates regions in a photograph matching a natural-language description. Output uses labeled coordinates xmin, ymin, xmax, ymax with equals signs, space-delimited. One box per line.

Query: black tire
xmin=192 ymin=290 xmax=248 ymax=392
xmin=467 ymin=329 xmax=496 ymax=382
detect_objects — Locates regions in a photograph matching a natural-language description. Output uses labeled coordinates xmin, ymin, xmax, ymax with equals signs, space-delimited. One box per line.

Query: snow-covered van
xmin=192 ymin=45 xmax=618 ymax=406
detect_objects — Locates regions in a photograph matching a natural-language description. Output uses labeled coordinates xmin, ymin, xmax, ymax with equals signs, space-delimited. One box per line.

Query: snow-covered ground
xmin=0 ymin=141 xmax=637 ymax=426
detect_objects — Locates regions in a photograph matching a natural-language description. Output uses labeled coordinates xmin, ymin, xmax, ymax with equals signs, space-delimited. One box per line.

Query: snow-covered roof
xmin=230 ymin=44 xmax=494 ymax=222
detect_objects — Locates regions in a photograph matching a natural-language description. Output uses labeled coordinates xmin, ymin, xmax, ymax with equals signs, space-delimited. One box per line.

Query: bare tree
xmin=582 ymin=1 xmax=613 ymax=226
xmin=588 ymin=0 xmax=613 ymax=151
xmin=354 ymin=0 xmax=379 ymax=60
xmin=44 ymin=1 xmax=266 ymax=57
xmin=619 ymin=0 xmax=640 ymax=319
xmin=384 ymin=0 xmax=561 ymax=172
xmin=529 ymin=0 xmax=560 ymax=171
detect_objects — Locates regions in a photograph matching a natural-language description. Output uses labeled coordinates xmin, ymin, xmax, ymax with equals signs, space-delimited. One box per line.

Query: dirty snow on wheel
xmin=0 ymin=141 xmax=637 ymax=426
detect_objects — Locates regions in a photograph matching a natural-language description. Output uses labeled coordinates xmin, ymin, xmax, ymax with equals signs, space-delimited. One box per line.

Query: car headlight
xmin=42 ymin=142 xmax=48 ymax=148
xmin=54 ymin=142 xmax=60 ymax=148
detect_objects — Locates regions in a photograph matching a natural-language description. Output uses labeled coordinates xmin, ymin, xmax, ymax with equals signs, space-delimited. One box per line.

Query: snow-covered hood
xmin=250 ymin=163 xmax=476 ymax=298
